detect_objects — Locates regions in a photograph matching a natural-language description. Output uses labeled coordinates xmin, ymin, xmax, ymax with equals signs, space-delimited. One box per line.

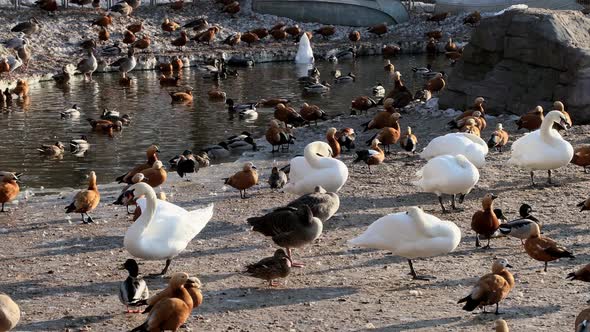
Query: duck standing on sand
xmin=0 ymin=173 xmax=20 ymax=213
xmin=458 ymin=258 xmax=514 ymax=314
xmin=224 ymin=162 xmax=258 ymax=199
xmin=244 ymin=249 xmax=292 ymax=287
xmin=248 ymin=205 xmax=322 ymax=267
xmin=471 ymin=193 xmax=500 ymax=248
xmin=524 ymin=222 xmax=574 ymax=272
xmin=119 ymin=258 xmax=149 ymax=313
xmin=65 ymin=171 xmax=100 ymax=224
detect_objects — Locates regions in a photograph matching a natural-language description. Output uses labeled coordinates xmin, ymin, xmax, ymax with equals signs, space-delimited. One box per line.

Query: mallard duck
xmin=248 ymin=205 xmax=322 ymax=267
xmin=372 ymin=83 xmax=385 ymax=97
xmin=129 ymin=273 xmax=193 ymax=331
xmin=287 ymin=185 xmax=339 ymax=222
xmin=119 ymin=259 xmax=149 ymax=313
xmin=223 ymin=162 xmax=258 ymax=199
xmin=226 ymin=99 xmax=257 ymax=113
xmin=11 ymin=17 xmax=40 ymax=35
xmin=37 ymin=142 xmax=65 ymax=156
xmin=509 ymin=111 xmax=573 ymax=185
xmin=125 ymin=184 xmax=213 ymax=275
xmin=201 ymin=142 xmax=230 ymax=160
xmin=499 ymin=204 xmax=541 ymax=244
xmin=70 ymin=135 xmax=89 ymax=154
xmin=0 ymin=173 xmax=19 ymax=213
xmin=268 ymin=166 xmax=288 ymax=189
xmin=0 ymin=293 xmax=20 ymax=331
xmin=412 ymin=64 xmax=432 ymax=74
xmin=524 ymin=222 xmax=574 ymax=272
xmin=169 ymin=150 xmax=197 ymax=180
xmin=65 ymin=171 xmax=100 ymax=223
xmin=245 ymin=249 xmax=291 ymax=286
xmin=349 ymin=206 xmax=460 ymax=280
xmin=458 ymin=258 xmax=514 ymax=314
xmin=60 ymin=104 xmax=80 ymax=118
xmin=52 ymin=65 xmax=71 ymax=85
xmin=334 ymin=72 xmax=356 ymax=83
xmin=225 ymin=133 xmax=257 ymax=151
xmin=304 ymin=81 xmax=330 ymax=94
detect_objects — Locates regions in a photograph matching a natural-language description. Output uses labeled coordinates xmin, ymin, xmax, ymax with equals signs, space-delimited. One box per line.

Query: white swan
xmin=123 ymin=183 xmax=214 ymax=275
xmin=284 ymin=141 xmax=348 ymax=195
xmin=348 ymin=206 xmax=461 ymax=280
xmin=509 ymin=110 xmax=573 ymax=185
xmin=295 ymin=33 xmax=314 ymax=64
xmin=414 ymin=154 xmax=479 ymax=212
xmin=420 ymin=132 xmax=488 ymax=168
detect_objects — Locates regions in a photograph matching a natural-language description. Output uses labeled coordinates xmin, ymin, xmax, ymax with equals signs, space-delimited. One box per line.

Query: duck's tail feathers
xmin=498 ymin=224 xmax=511 ymax=235
xmin=457 ymin=295 xmax=478 ymax=311
xmin=353 ymin=150 xmax=370 ymax=163
xmin=115 ymin=173 xmax=127 ymax=183
xmin=65 ymin=202 xmax=76 ymax=213
xmin=365 ymin=133 xmax=378 ymax=146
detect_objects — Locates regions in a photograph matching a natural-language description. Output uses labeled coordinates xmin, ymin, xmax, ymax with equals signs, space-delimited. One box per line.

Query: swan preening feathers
xmin=420 ymin=132 xmax=488 ymax=168
xmin=284 ymin=141 xmax=349 ymax=195
xmin=123 ymin=183 xmax=214 ymax=275
xmin=349 ymin=207 xmax=461 ymax=280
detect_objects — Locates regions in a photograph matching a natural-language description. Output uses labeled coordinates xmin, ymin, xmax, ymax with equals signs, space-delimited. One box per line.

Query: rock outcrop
xmin=439 ymin=8 xmax=590 ymax=123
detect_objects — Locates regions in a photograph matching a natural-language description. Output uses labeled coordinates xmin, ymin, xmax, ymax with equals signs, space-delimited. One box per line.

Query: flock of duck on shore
xmin=3 ymin=4 xmax=590 ymax=332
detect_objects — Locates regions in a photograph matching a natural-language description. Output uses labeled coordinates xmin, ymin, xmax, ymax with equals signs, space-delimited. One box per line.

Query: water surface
xmin=0 ymin=54 xmax=451 ymax=188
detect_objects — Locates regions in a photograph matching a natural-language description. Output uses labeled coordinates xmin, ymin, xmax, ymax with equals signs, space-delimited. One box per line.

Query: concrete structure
xmin=252 ymin=0 xmax=410 ymax=26
xmin=434 ymin=0 xmax=583 ymax=14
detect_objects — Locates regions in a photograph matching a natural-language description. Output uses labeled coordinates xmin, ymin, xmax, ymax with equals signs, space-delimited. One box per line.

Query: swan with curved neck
xmin=349 ymin=206 xmax=460 ymax=280
xmin=285 ymin=141 xmax=348 ymax=195
xmin=124 ymin=183 xmax=214 ymax=275
xmin=509 ymin=110 xmax=573 ymax=185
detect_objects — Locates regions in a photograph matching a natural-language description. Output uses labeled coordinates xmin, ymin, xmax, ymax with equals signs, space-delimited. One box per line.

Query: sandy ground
xmin=2 ymin=102 xmax=590 ymax=331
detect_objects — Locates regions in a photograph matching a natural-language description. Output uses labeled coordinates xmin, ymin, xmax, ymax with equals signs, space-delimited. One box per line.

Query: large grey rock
xmin=439 ymin=8 xmax=590 ymax=123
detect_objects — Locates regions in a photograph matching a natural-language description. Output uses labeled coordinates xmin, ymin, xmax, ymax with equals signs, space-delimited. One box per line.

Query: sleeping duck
xmin=60 ymin=104 xmax=80 ymax=118
xmin=201 ymin=142 xmax=230 ymax=160
xmin=297 ymin=67 xmax=320 ymax=84
xmin=372 ymin=83 xmax=385 ymax=98
xmin=226 ymin=99 xmax=258 ymax=113
xmin=70 ymin=135 xmax=89 ymax=155
xmin=224 ymin=133 xmax=257 ymax=151
xmin=101 ymin=108 xmax=131 ymax=125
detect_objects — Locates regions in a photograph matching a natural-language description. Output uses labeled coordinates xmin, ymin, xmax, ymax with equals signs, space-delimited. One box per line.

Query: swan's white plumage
xmin=295 ymin=33 xmax=314 ymax=64
xmin=414 ymin=154 xmax=479 ymax=196
xmin=284 ymin=141 xmax=348 ymax=195
xmin=348 ymin=207 xmax=461 ymax=259
xmin=420 ymin=132 xmax=488 ymax=168
xmin=124 ymin=183 xmax=213 ymax=260
xmin=509 ymin=110 xmax=573 ymax=171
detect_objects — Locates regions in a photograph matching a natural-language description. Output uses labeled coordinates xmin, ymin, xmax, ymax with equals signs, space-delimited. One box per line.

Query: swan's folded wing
xmin=458 ymin=133 xmax=488 ymax=154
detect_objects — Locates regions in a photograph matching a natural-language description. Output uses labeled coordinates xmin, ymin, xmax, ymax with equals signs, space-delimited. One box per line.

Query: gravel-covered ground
xmin=2 ymin=100 xmax=590 ymax=331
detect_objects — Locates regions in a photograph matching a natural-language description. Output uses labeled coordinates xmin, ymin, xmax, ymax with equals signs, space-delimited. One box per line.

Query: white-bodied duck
xmin=349 ymin=206 xmax=461 ymax=280
xmin=509 ymin=110 xmax=573 ymax=185
xmin=123 ymin=183 xmax=214 ymax=275
xmin=284 ymin=141 xmax=348 ymax=195
xmin=420 ymin=132 xmax=488 ymax=168
xmin=414 ymin=154 xmax=479 ymax=213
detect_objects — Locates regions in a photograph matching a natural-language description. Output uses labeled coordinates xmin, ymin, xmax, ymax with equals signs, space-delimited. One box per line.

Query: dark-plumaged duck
xmin=224 ymin=162 xmax=258 ymax=198
xmin=471 ymin=193 xmax=499 ymax=248
xmin=286 ymin=185 xmax=339 ymax=222
xmin=248 ymin=205 xmax=323 ymax=267
xmin=524 ymin=222 xmax=574 ymax=272
xmin=244 ymin=249 xmax=291 ymax=287
xmin=268 ymin=166 xmax=288 ymax=189
xmin=458 ymin=258 xmax=514 ymax=315
xmin=65 ymin=171 xmax=100 ymax=224
xmin=353 ymin=139 xmax=385 ymax=173
xmin=118 ymin=258 xmax=149 ymax=313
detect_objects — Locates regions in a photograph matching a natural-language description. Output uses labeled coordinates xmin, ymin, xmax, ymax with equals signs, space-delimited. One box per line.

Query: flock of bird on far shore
xmin=3 ymin=4 xmax=590 ymax=332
